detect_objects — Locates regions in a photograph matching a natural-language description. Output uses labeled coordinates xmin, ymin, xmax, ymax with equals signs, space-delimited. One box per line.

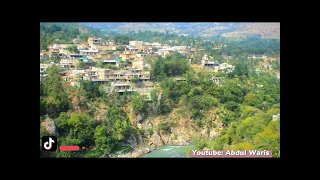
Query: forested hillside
xmin=40 ymin=52 xmax=280 ymax=157
xmin=40 ymin=23 xmax=104 ymax=50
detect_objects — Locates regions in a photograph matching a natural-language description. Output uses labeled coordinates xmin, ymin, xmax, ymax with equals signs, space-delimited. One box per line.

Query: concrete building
xmin=72 ymin=69 xmax=86 ymax=76
xmin=40 ymin=64 xmax=52 ymax=73
xmin=151 ymin=42 xmax=162 ymax=48
xmin=93 ymin=53 xmax=114 ymax=61
xmin=91 ymin=44 xmax=117 ymax=51
xmin=219 ymin=63 xmax=235 ymax=70
xmin=101 ymin=60 xmax=119 ymax=66
xmin=85 ymin=67 xmax=112 ymax=83
xmin=79 ymin=49 xmax=99 ymax=56
xmin=60 ymin=59 xmax=73 ymax=68
xmin=88 ymin=37 xmax=102 ymax=45
xmin=40 ymin=53 xmax=50 ymax=61
xmin=212 ymin=77 xmax=225 ymax=83
xmin=111 ymin=84 xmax=135 ymax=93
xmin=40 ymin=64 xmax=52 ymax=82
xmin=49 ymin=48 xmax=59 ymax=58
xmin=59 ymin=49 xmax=69 ymax=55
xmin=171 ymin=46 xmax=188 ymax=51
xmin=129 ymin=41 xmax=143 ymax=49
xmin=157 ymin=48 xmax=173 ymax=57
xmin=52 ymin=44 xmax=74 ymax=49
xmin=132 ymin=59 xmax=144 ymax=69
xmin=136 ymin=53 xmax=147 ymax=59
xmin=120 ymin=51 xmax=137 ymax=60
xmin=201 ymin=54 xmax=220 ymax=70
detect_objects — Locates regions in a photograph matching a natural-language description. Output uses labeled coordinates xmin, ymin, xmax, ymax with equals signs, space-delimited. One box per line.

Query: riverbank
xmin=113 ymin=142 xmax=192 ymax=158
xmin=140 ymin=145 xmax=193 ymax=157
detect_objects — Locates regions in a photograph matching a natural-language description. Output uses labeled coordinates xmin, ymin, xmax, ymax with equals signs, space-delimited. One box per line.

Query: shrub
xmin=148 ymin=129 xmax=154 ymax=136
xmin=158 ymin=123 xmax=171 ymax=134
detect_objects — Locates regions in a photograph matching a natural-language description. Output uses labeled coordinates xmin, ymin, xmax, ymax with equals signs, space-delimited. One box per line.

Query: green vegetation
xmin=40 ymin=23 xmax=104 ymax=50
xmin=104 ymin=64 xmax=119 ymax=70
xmin=158 ymin=123 xmax=171 ymax=134
xmin=77 ymin=61 xmax=85 ymax=69
xmin=114 ymin=35 xmax=130 ymax=45
xmin=94 ymin=104 xmax=131 ymax=155
xmin=66 ymin=46 xmax=78 ymax=53
xmin=41 ymin=65 xmax=71 ymax=118
xmin=131 ymin=77 xmax=140 ymax=83
xmin=40 ymin=58 xmax=46 ymax=63
xmin=151 ymin=53 xmax=190 ymax=81
xmin=132 ymin=94 xmax=149 ymax=115
xmin=221 ymin=38 xmax=280 ymax=56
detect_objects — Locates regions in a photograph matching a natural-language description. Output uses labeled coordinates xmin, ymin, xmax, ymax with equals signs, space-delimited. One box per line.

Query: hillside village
xmin=40 ymin=37 xmax=237 ymax=98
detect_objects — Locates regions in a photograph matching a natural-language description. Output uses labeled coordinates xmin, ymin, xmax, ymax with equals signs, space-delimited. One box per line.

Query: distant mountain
xmin=221 ymin=23 xmax=280 ymax=39
xmin=80 ymin=22 xmax=280 ymax=39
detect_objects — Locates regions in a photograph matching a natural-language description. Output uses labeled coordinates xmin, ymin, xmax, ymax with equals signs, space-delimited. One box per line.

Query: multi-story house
xmin=79 ymin=49 xmax=99 ymax=56
xmin=60 ymin=59 xmax=74 ymax=69
xmin=88 ymin=37 xmax=102 ymax=45
xmin=129 ymin=41 xmax=143 ymax=49
xmin=201 ymin=54 xmax=220 ymax=70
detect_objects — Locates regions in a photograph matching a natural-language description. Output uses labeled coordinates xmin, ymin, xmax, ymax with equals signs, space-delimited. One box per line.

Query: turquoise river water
xmin=140 ymin=145 xmax=194 ymax=158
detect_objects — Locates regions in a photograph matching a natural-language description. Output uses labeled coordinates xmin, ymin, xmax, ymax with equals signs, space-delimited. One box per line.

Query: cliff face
xmin=115 ymin=107 xmax=223 ymax=157
xmin=41 ymin=115 xmax=57 ymax=136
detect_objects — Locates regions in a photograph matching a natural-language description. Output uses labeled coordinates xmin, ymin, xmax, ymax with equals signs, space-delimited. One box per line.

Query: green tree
xmin=40 ymin=96 xmax=46 ymax=116
xmin=66 ymin=46 xmax=78 ymax=53
xmin=80 ymin=80 xmax=101 ymax=99
xmin=42 ymin=65 xmax=70 ymax=118
xmin=218 ymin=79 xmax=245 ymax=103
xmin=94 ymin=105 xmax=130 ymax=154
xmin=95 ymin=61 xmax=103 ymax=68
xmin=68 ymin=113 xmax=95 ymax=141
xmin=132 ymin=94 xmax=149 ymax=115
xmin=150 ymin=88 xmax=160 ymax=111
xmin=78 ymin=61 xmax=85 ymax=69
xmin=94 ymin=125 xmax=113 ymax=154
xmin=116 ymin=46 xmax=125 ymax=51
xmin=253 ymin=119 xmax=280 ymax=157
xmin=244 ymin=93 xmax=262 ymax=107
xmin=79 ymin=33 xmax=90 ymax=41
xmin=55 ymin=112 xmax=70 ymax=136
xmin=131 ymin=77 xmax=140 ymax=83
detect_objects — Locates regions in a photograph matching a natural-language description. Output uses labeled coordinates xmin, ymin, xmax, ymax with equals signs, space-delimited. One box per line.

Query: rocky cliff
xmin=115 ymin=107 xmax=223 ymax=157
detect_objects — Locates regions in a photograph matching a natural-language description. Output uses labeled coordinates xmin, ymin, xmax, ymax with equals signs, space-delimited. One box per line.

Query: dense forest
xmin=221 ymin=37 xmax=280 ymax=57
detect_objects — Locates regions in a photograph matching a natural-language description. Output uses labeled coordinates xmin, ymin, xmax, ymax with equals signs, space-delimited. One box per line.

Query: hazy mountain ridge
xmin=221 ymin=23 xmax=280 ymax=39
xmin=80 ymin=23 xmax=280 ymax=39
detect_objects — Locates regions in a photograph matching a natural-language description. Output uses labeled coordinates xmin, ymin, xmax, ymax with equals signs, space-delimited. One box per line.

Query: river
xmin=140 ymin=145 xmax=194 ymax=158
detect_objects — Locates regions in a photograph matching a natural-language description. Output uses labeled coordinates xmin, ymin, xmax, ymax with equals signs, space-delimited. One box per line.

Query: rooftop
xmin=101 ymin=60 xmax=117 ymax=62
xmin=72 ymin=70 xmax=86 ymax=73
xmin=113 ymin=84 xmax=131 ymax=86
xmin=80 ymin=49 xmax=99 ymax=52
